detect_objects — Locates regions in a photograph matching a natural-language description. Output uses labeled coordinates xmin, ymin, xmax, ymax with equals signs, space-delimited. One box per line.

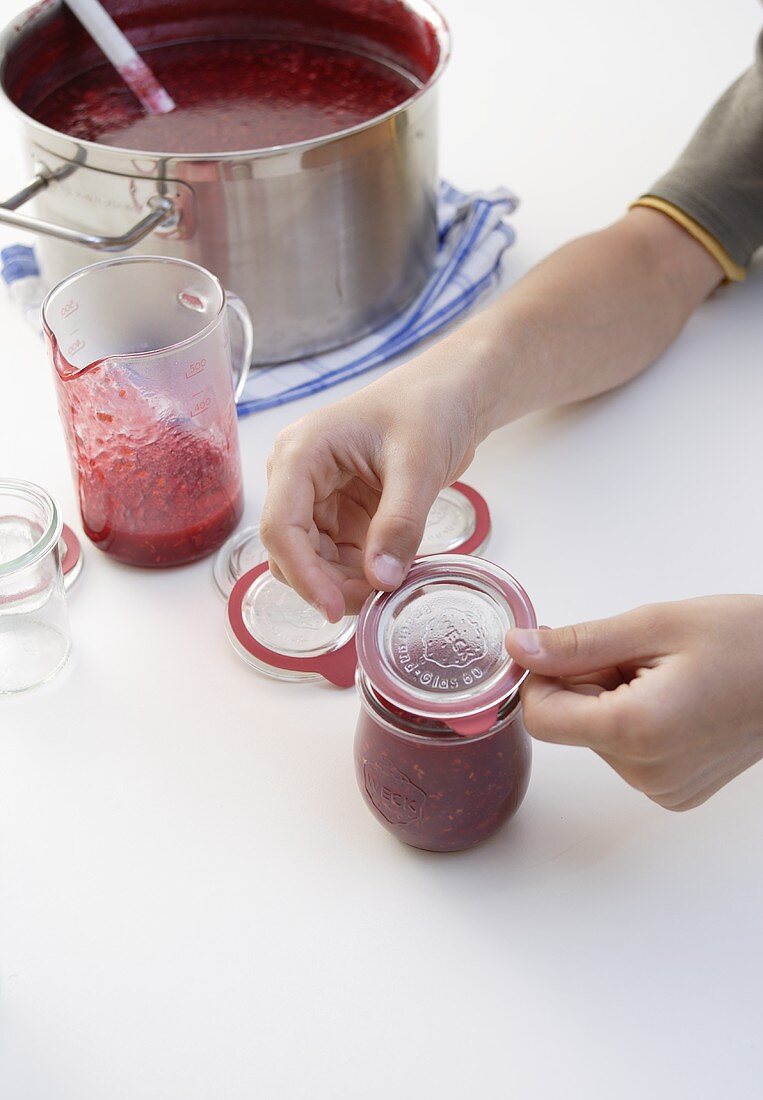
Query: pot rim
xmin=0 ymin=0 xmax=451 ymax=162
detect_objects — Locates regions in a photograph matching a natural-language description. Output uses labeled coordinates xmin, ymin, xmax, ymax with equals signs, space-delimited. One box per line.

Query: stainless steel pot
xmin=0 ymin=0 xmax=449 ymax=363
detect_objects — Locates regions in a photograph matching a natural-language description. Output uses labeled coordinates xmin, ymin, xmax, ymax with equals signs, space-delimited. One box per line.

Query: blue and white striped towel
xmin=236 ymin=181 xmax=518 ymax=417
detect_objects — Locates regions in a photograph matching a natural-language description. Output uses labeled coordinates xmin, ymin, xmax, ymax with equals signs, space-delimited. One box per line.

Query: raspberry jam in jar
xmin=354 ymin=555 xmax=537 ymax=852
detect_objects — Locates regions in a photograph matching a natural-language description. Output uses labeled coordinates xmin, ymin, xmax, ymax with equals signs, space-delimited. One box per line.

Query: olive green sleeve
xmin=639 ymin=30 xmax=763 ymax=269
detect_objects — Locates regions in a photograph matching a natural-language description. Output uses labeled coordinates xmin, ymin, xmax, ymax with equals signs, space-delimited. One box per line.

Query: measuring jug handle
xmin=225 ymin=292 xmax=254 ymax=403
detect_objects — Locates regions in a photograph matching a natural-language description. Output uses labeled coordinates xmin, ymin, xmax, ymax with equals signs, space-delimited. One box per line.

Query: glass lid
xmin=214 ymin=524 xmax=267 ymax=599
xmin=418 ymin=482 xmax=490 ymax=556
xmin=356 ymin=555 xmax=536 ymax=726
xmin=226 ymin=562 xmax=357 ymax=686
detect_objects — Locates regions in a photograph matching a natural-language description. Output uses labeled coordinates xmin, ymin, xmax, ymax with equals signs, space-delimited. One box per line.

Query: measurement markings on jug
xmin=188 ymin=391 xmax=212 ymax=418
xmin=185 ymin=358 xmax=206 ymax=380
xmin=60 ymin=299 xmax=79 ymax=319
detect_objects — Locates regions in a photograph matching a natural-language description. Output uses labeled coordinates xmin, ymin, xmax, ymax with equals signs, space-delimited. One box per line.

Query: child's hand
xmin=506 ymin=596 xmax=763 ymax=810
xmin=260 ymin=207 xmax=722 ymax=623
xmin=260 ymin=348 xmax=485 ymax=621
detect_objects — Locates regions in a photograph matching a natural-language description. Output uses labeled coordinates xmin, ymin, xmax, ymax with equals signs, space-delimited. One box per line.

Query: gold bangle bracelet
xmin=630 ymin=195 xmax=746 ymax=282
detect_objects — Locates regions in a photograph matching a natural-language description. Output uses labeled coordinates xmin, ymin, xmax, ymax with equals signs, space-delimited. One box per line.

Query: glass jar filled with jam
xmin=354 ymin=555 xmax=537 ymax=852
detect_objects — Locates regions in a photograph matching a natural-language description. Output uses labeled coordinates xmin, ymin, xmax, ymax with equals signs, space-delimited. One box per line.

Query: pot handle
xmin=0 ymin=170 xmax=176 ymax=252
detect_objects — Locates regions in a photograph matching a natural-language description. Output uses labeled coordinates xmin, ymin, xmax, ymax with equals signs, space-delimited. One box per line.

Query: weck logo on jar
xmin=363 ymin=760 xmax=426 ymax=827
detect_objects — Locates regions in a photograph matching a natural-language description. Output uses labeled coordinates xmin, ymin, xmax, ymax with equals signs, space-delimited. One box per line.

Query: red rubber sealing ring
xmin=61 ymin=523 xmax=82 ymax=579
xmin=447 ymin=481 xmax=491 ymax=556
xmin=227 ymin=561 xmax=357 ymax=688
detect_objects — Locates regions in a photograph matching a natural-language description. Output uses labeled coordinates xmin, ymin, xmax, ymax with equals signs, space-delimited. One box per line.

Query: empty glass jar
xmin=0 ymin=479 xmax=71 ymax=693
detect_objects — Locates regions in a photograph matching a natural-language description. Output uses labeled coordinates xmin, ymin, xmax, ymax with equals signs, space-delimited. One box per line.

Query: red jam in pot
xmin=354 ymin=555 xmax=538 ymax=852
xmin=355 ymin=679 xmax=531 ymax=852
xmin=28 ymin=37 xmax=420 ymax=153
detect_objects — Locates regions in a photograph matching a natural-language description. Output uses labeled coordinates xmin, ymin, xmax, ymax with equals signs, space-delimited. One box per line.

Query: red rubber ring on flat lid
xmin=61 ymin=523 xmax=82 ymax=579
xmin=227 ymin=561 xmax=357 ymax=688
xmin=448 ymin=481 xmax=491 ymax=556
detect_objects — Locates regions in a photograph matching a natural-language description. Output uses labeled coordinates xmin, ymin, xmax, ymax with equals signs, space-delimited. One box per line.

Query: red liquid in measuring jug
xmin=50 ymin=340 xmax=243 ymax=568
xmin=31 ymin=38 xmax=420 ymax=153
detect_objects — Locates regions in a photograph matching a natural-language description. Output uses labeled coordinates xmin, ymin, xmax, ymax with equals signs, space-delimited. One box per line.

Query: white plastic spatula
xmin=63 ymin=0 xmax=175 ymax=115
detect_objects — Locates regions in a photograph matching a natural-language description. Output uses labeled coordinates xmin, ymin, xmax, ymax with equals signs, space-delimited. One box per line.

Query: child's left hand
xmin=505 ymin=596 xmax=763 ymax=810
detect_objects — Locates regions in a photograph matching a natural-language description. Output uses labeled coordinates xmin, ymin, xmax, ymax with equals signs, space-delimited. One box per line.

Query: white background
xmin=1 ymin=1 xmax=763 ymax=1097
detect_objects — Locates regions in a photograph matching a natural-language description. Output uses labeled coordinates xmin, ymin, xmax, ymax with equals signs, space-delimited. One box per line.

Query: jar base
xmin=395 ymin=826 xmax=510 ymax=854
xmin=0 ymin=620 xmax=71 ymax=693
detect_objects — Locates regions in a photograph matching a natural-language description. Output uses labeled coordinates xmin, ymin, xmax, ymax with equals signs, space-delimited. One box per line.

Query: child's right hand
xmin=260 ymin=344 xmax=486 ymax=621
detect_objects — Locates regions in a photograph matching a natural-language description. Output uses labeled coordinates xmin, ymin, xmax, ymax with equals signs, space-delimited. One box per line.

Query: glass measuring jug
xmin=42 ymin=256 xmax=253 ymax=567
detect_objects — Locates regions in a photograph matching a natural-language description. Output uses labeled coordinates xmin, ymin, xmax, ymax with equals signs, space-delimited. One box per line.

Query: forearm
xmin=401 ymin=206 xmax=723 ymax=441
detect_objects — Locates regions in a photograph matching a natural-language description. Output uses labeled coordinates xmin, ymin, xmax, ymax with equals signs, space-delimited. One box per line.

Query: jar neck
xmin=356 ymin=668 xmax=522 ymax=744
xmin=0 ymin=479 xmax=62 ymax=579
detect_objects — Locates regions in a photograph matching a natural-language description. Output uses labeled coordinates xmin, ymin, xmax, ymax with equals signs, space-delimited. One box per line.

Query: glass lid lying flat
xmin=243 ymin=570 xmax=355 ymax=657
xmin=419 ymin=482 xmax=489 ymax=555
xmin=226 ymin=562 xmax=357 ymax=686
xmin=214 ymin=524 xmax=267 ymax=598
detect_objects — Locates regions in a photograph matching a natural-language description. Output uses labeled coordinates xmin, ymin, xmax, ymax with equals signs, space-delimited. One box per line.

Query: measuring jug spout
xmin=43 ymin=329 xmax=98 ymax=382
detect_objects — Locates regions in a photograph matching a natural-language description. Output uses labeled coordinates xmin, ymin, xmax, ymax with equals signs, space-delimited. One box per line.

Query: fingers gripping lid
xmin=356 ymin=555 xmax=536 ymax=733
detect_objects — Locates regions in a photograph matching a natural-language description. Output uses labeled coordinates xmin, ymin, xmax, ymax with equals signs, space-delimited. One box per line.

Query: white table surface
xmin=1 ymin=1 xmax=762 ymax=1096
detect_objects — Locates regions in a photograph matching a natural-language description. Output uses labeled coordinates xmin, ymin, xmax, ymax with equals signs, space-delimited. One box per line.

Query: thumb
xmin=364 ymin=459 xmax=442 ymax=590
xmin=506 ymin=609 xmax=660 ymax=677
